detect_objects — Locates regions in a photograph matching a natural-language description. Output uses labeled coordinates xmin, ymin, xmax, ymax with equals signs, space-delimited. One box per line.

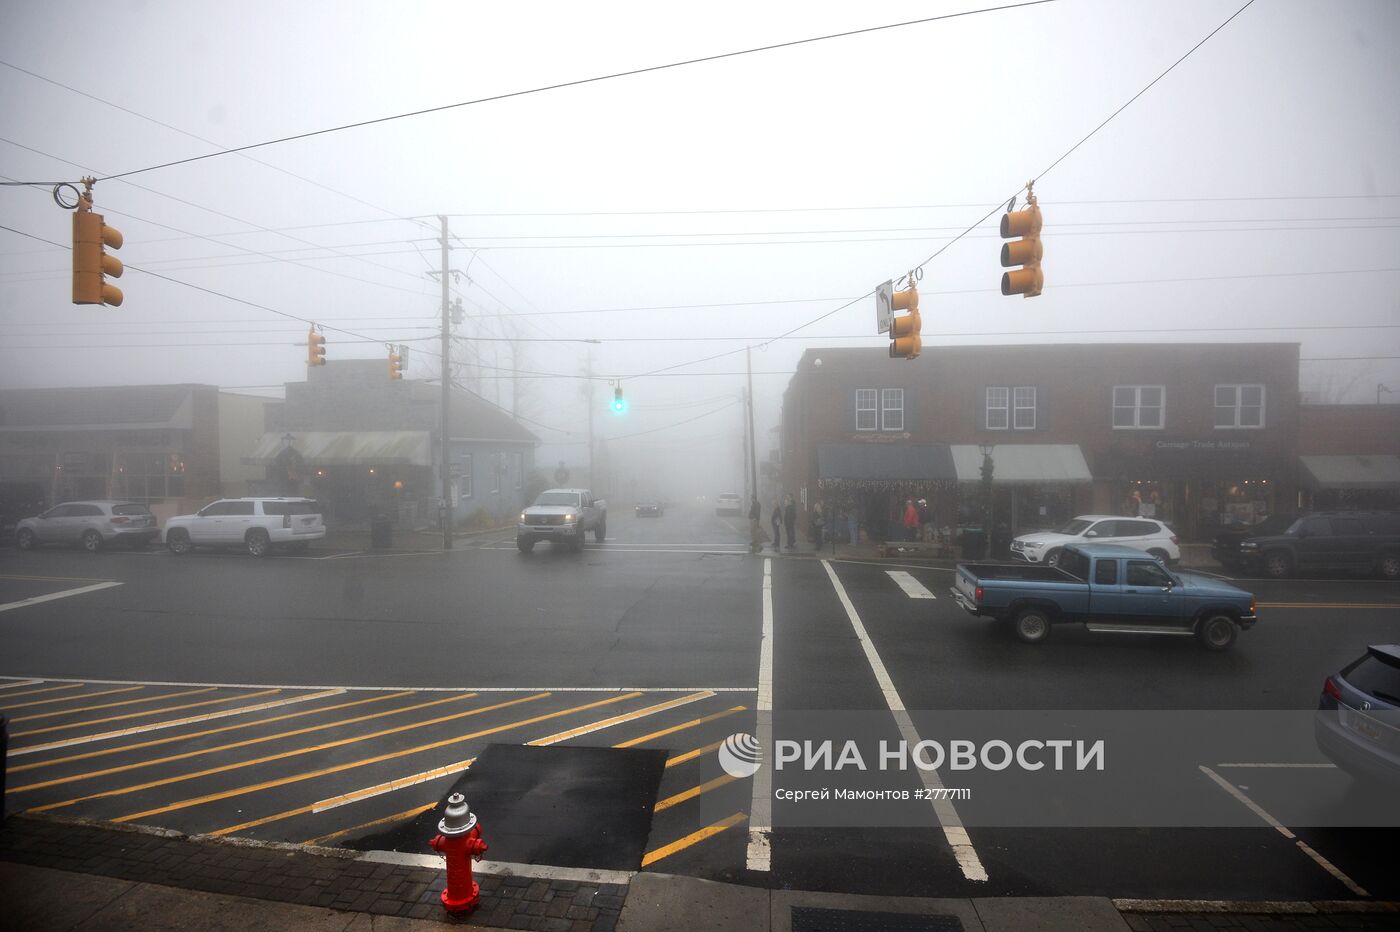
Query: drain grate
xmin=791 ymin=906 xmax=963 ymax=932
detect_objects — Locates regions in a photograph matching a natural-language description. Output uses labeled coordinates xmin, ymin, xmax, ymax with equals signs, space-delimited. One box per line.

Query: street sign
xmin=875 ymin=280 xmax=894 ymax=333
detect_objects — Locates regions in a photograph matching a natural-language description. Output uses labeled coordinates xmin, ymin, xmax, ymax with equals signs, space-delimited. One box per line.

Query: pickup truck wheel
xmin=1013 ymin=608 xmax=1052 ymax=644
xmin=1044 ymin=549 xmax=1062 ymax=568
xmin=1263 ymin=552 xmax=1292 ymax=579
xmin=1378 ymin=553 xmax=1400 ymax=580
xmin=517 ymin=537 xmax=534 ymax=554
xmin=1196 ymin=614 xmax=1238 ymax=651
xmin=245 ymin=529 xmax=271 ymax=558
xmin=594 ymin=520 xmax=606 ymax=543
xmin=166 ymin=529 xmax=192 ymax=555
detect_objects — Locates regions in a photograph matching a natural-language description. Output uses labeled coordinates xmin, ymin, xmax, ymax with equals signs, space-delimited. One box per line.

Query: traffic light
xmin=388 ymin=347 xmax=403 ymax=380
xmin=888 ymin=283 xmax=921 ymax=359
xmin=307 ymin=328 xmax=326 ymax=366
xmin=611 ymin=386 xmax=627 ymax=415
xmin=71 ymin=187 xmax=123 ymax=306
xmin=1000 ymin=188 xmax=1043 ymax=298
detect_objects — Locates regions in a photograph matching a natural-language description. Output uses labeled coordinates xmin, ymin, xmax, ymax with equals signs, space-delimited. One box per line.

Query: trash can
xmin=370 ymin=514 xmax=393 ymax=550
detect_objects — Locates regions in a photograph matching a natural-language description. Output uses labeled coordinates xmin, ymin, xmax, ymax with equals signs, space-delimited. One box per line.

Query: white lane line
xmin=1199 ymin=765 xmax=1367 ymax=896
xmin=0 ymin=674 xmax=754 ymax=693
xmin=822 ymin=560 xmax=988 ymax=883
xmin=482 ymin=545 xmax=748 ymax=555
xmin=6 ymin=688 xmax=346 ymax=756
xmin=0 ymin=581 xmax=123 ymax=614
xmin=834 ymin=560 xmax=955 ymax=573
xmin=886 ymin=570 xmax=937 ymax=599
xmin=361 ymin=849 xmax=635 ymax=886
xmin=0 ymin=679 xmax=42 ymax=690
xmin=747 ymin=557 xmax=775 ymax=872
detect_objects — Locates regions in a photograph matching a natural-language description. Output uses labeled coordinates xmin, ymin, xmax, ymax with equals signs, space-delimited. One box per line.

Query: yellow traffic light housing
xmin=388 ymin=347 xmax=403 ymax=380
xmin=307 ymin=328 xmax=326 ymax=367
xmin=1000 ymin=184 xmax=1043 ymax=298
xmin=888 ymin=282 xmax=921 ymax=359
xmin=71 ymin=181 xmax=123 ymax=306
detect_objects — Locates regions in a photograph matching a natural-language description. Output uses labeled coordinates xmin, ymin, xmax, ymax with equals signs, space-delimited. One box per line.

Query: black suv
xmin=1211 ymin=512 xmax=1300 ymax=571
xmin=1237 ymin=511 xmax=1400 ymax=579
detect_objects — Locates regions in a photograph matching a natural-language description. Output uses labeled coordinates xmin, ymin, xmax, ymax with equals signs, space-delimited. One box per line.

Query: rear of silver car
xmin=102 ymin=503 xmax=159 ymax=547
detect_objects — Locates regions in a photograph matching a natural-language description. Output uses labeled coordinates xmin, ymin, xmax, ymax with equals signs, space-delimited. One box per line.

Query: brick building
xmin=1297 ymin=403 xmax=1400 ymax=510
xmin=779 ymin=343 xmax=1302 ymax=546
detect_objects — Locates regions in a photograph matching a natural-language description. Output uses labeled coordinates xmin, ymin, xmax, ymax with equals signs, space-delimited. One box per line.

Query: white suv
xmin=165 ymin=497 xmax=325 ymax=557
xmin=1010 ymin=515 xmax=1180 ymax=566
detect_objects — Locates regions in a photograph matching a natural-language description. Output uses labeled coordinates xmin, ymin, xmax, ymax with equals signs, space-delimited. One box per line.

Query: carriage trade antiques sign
xmin=1155 ymin=439 xmax=1251 ymax=452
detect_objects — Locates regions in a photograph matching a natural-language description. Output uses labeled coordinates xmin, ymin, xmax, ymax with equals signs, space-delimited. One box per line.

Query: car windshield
xmin=111 ymin=504 xmax=152 ymax=516
xmin=1055 ymin=519 xmax=1092 ymax=536
xmin=534 ymin=492 xmax=580 ymax=507
xmin=262 ymin=501 xmax=319 ymax=516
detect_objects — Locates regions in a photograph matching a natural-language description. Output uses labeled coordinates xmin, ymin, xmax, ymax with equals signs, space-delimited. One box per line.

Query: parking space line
xmin=822 ymin=560 xmax=989 ymax=884
xmin=192 ymin=693 xmax=641 ymax=834
xmin=0 ymin=679 xmax=42 ymax=690
xmin=304 ymin=803 xmax=436 ymax=846
xmin=0 ymin=580 xmax=123 ymax=614
xmin=643 ymin=812 xmax=747 ymax=867
xmin=612 ymin=706 xmax=746 ymax=749
xmin=10 ymin=689 xmax=281 ymax=738
xmin=1 ymin=686 xmax=141 ymax=711
xmin=306 ymin=757 xmax=478 ymax=817
xmin=886 ymin=570 xmax=937 ymax=599
xmin=11 ymin=687 xmax=217 ymax=724
xmin=1198 ymin=765 xmax=1367 ymax=896
xmin=666 ymin=740 xmax=725 ymax=768
xmin=0 ymin=683 xmax=86 ymax=702
xmin=526 ymin=691 xmax=713 ymax=746
xmin=654 ymin=774 xmax=738 ymax=813
xmin=747 ymin=557 xmax=774 ymax=873
xmin=7 ymin=689 xmax=347 ymax=760
xmin=28 ymin=691 xmax=503 ymax=812
xmin=7 ymin=691 xmax=470 ymax=794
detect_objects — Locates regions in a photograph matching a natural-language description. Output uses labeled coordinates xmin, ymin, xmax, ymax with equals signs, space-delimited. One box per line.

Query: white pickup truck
xmin=517 ymin=488 xmax=607 ymax=553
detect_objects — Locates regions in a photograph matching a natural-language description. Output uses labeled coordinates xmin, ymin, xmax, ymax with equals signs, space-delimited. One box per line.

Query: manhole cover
xmin=791 ymin=906 xmax=963 ymax=932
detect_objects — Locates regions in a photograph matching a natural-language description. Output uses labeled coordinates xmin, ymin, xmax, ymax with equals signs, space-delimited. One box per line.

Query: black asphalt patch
xmin=348 ymin=743 xmax=668 ymax=871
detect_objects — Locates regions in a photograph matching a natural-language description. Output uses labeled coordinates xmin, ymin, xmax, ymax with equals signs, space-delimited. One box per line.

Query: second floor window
xmin=882 ymin=389 xmax=904 ymax=431
xmin=1013 ymin=386 xmax=1037 ymax=429
xmin=1215 ymin=384 xmax=1265 ymax=428
xmin=986 ymin=387 xmax=1009 ymax=429
xmin=1113 ymin=385 xmax=1164 ymax=429
xmin=856 ymin=389 xmax=878 ymax=431
xmin=986 ymin=386 xmax=1036 ymax=430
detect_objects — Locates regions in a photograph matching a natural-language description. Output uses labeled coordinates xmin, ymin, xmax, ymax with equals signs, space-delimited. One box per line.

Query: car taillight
xmin=110 ymin=516 xmax=129 ymax=524
xmin=1323 ymin=677 xmax=1344 ymax=702
xmin=975 ymin=585 xmax=984 ymax=603
xmin=284 ymin=514 xmax=292 ymax=528
xmin=1170 ymin=535 xmax=1178 ymax=544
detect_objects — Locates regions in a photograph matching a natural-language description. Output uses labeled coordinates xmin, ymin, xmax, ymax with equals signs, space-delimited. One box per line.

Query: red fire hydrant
xmin=429 ymin=792 xmax=488 ymax=914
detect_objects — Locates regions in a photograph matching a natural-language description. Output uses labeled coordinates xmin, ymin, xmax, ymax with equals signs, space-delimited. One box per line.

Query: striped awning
xmin=243 ymin=431 xmax=432 ymax=466
xmin=949 ymin=444 xmax=1092 ymax=484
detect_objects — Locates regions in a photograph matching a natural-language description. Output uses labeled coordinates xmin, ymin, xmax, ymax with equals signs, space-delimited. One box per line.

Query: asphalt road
xmin=2 ymin=502 xmax=1397 ymax=903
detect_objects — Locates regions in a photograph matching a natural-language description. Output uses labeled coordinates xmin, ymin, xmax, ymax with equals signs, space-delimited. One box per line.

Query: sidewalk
xmin=318 ymin=524 xmax=514 ymax=554
xmin=3 ymin=814 xmax=1396 ymax=932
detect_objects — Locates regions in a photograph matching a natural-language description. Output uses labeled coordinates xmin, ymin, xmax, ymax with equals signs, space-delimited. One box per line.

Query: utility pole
xmin=586 ymin=350 xmax=595 ymax=489
xmin=439 ymin=215 xmax=453 ymax=551
xmin=746 ymin=345 xmax=758 ymax=505
xmin=741 ymin=388 xmax=751 ymax=506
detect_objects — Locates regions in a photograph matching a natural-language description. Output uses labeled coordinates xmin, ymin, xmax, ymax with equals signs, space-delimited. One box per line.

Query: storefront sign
xmin=849 ymin=432 xmax=913 ymax=443
xmin=1154 ymin=439 xmax=1251 ymax=451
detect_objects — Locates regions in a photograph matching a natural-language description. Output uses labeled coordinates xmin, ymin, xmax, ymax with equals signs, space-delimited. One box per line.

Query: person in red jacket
xmin=902 ymin=499 xmax=919 ymax=542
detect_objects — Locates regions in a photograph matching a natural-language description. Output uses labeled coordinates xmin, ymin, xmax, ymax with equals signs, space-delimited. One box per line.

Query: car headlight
xmin=564 ymin=514 xmax=575 ymax=522
xmin=520 ymin=513 xmax=527 ymax=522
xmin=1023 ymin=541 xmax=1043 ymax=549
xmin=1240 ymin=541 xmax=1258 ymax=550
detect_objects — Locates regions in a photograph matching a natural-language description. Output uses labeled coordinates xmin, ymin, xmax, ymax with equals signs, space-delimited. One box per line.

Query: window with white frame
xmin=855 ymin=389 xmax=878 ymax=431
xmin=1013 ymin=386 xmax=1037 ymax=429
xmin=1214 ymin=384 xmax=1265 ymax=428
xmin=985 ymin=387 xmax=1010 ymax=430
xmin=458 ymin=454 xmax=473 ymax=499
xmin=1112 ymin=385 xmax=1165 ymax=429
xmin=881 ymin=389 xmax=904 ymax=431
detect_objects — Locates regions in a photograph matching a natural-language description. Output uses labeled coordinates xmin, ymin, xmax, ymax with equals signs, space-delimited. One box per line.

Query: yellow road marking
xmin=613 ymin=705 xmax=746 ymax=749
xmin=304 ymin=803 xmax=436 ymax=846
xmin=527 ymin=691 xmax=713 ymax=746
xmin=11 ymin=690 xmax=278 ymax=737
xmin=1257 ymin=602 xmax=1398 ymax=609
xmin=25 ymin=691 xmax=490 ymax=809
xmin=197 ymin=693 xmax=638 ymax=835
xmin=11 ymin=688 xmax=216 ymax=724
xmin=0 ymin=683 xmax=86 ymax=701
xmin=8 ymin=689 xmax=349 ymax=763
xmin=666 ymin=740 xmax=725 ymax=768
xmin=641 ymin=812 xmax=747 ymax=867
xmin=0 ymin=686 xmax=141 ymax=711
xmin=653 ymin=774 xmax=738 ymax=813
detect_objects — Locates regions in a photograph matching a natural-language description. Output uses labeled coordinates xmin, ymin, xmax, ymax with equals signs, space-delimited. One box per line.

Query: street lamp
xmin=978 ymin=443 xmax=995 ymax=560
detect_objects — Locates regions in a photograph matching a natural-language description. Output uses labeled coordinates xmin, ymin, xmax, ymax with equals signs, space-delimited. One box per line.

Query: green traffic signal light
xmin=611 ymin=387 xmax=627 ymax=414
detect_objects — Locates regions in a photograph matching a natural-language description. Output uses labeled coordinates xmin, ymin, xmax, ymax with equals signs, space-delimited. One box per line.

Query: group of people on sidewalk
xmin=749 ymin=494 xmax=799 ymax=553
xmin=900 ymin=497 xmax=936 ymax=542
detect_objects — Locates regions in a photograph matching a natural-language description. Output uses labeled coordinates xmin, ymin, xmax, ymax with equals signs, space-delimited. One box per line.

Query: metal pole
xmin=586 ymin=350 xmax=595 ymax=488
xmin=440 ymin=215 xmax=452 ymax=551
xmin=746 ymin=345 xmax=758 ymax=504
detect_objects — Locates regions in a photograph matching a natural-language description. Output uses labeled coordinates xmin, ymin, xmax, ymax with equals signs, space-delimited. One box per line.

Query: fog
xmin=3 ymin=0 xmax=1398 ymax=497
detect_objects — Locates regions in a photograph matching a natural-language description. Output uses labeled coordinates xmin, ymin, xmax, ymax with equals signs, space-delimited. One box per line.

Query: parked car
xmin=1 ymin=480 xmax=47 ymax=541
xmin=164 ymin=497 xmax=325 ymax=557
xmin=715 ymin=492 xmax=743 ymax=516
xmin=635 ymin=501 xmax=663 ymax=518
xmin=15 ymin=500 xmax=159 ymax=552
xmin=517 ymin=488 xmax=606 ymax=553
xmin=952 ymin=543 xmax=1257 ymax=649
xmin=1316 ymin=644 xmax=1400 ymax=786
xmin=1211 ymin=512 xmax=1301 ymax=571
xmin=1010 ymin=515 xmax=1180 ymax=567
xmin=1237 ymin=511 xmax=1400 ymax=579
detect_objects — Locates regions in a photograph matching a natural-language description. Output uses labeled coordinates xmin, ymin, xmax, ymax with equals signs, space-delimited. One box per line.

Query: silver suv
xmin=15 ymin=500 xmax=158 ymax=552
xmin=164 ymin=497 xmax=325 ymax=557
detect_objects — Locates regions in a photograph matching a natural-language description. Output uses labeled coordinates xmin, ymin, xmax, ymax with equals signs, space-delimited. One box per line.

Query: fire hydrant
xmin=429 ymin=793 xmax=488 ymax=914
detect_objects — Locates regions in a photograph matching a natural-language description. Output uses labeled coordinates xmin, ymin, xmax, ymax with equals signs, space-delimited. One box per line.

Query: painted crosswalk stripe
xmin=886 ymin=570 xmax=936 ymax=599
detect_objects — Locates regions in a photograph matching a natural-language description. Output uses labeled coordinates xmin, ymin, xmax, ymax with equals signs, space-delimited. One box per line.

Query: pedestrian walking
xmin=783 ymin=494 xmax=797 ymax=550
xmin=903 ymin=499 xmax=920 ymax=542
xmin=748 ymin=496 xmax=764 ymax=553
xmin=770 ymin=502 xmax=782 ymax=553
xmin=812 ymin=499 xmax=826 ymax=548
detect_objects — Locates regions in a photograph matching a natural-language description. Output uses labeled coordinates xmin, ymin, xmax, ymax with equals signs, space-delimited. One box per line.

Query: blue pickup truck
xmin=951 ymin=543 xmax=1258 ymax=650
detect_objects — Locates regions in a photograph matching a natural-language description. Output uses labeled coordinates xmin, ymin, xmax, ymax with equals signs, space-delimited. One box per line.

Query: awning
xmin=243 ymin=431 xmax=432 ymax=467
xmin=1300 ymin=455 xmax=1400 ymax=490
xmin=950 ymin=444 xmax=1092 ymax=484
xmin=817 ymin=443 xmax=956 ymax=481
